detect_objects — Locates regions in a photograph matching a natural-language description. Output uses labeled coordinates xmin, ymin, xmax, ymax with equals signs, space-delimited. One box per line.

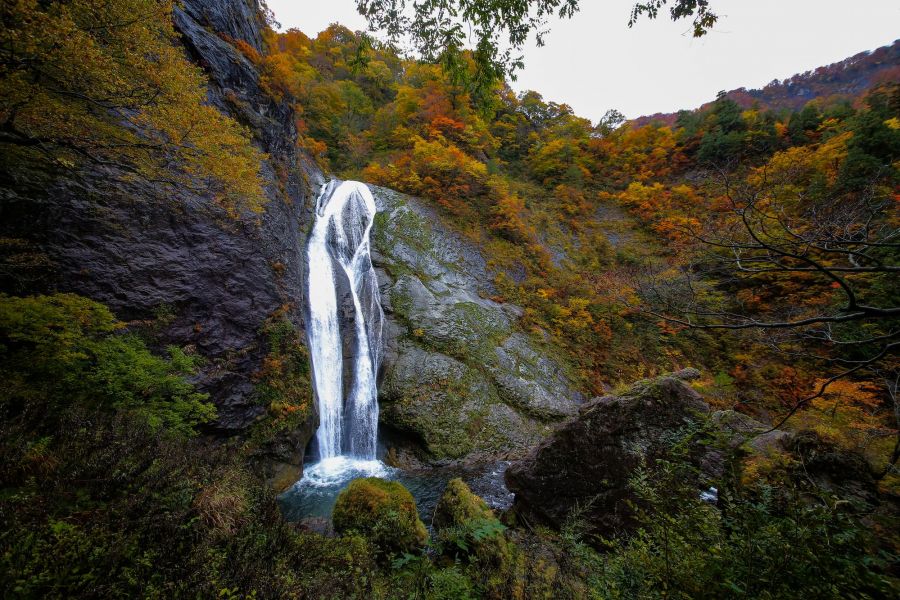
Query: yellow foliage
xmin=364 ymin=136 xmax=492 ymax=221
xmin=751 ymin=131 xmax=851 ymax=188
xmin=793 ymin=379 xmax=896 ymax=472
xmin=491 ymin=191 xmax=534 ymax=243
xmin=1 ymin=0 xmax=268 ymax=214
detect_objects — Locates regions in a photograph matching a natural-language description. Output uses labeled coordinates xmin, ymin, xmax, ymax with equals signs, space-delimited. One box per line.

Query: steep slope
xmin=372 ymin=187 xmax=582 ymax=461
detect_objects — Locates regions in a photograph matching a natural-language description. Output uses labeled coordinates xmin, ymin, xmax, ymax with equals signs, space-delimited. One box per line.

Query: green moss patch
xmin=332 ymin=477 xmax=428 ymax=556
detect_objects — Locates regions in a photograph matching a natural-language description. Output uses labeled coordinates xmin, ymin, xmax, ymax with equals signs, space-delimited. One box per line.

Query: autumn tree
xmin=1 ymin=0 xmax=267 ymax=213
xmin=638 ymin=89 xmax=899 ymax=468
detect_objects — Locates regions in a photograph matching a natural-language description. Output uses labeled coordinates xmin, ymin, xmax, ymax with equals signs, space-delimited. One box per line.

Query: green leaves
xmin=355 ymin=0 xmax=721 ymax=101
xmin=0 ymin=293 xmax=215 ymax=436
xmin=593 ymin=436 xmax=899 ymax=599
xmin=629 ymin=1 xmax=719 ymax=37
xmin=356 ymin=0 xmax=580 ymax=104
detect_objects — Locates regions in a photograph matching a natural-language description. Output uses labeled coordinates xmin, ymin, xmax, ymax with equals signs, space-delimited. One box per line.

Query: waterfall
xmin=306 ymin=180 xmax=384 ymax=467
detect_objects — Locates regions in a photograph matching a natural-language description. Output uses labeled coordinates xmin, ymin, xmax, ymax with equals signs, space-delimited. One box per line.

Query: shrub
xmin=0 ymin=293 xmax=215 ymax=436
xmin=426 ymin=566 xmax=478 ymax=599
xmin=251 ymin=312 xmax=313 ymax=435
xmin=433 ymin=478 xmax=496 ymax=531
xmin=593 ymin=452 xmax=899 ymax=599
xmin=432 ymin=479 xmax=526 ymax=599
xmin=0 ymin=406 xmax=385 ymax=598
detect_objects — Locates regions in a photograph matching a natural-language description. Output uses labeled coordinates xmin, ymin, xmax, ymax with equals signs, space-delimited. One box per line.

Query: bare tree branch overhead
xmin=636 ymin=124 xmax=898 ymax=439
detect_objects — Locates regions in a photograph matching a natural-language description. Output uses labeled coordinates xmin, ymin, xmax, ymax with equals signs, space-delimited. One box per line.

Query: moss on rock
xmin=432 ymin=479 xmax=528 ymax=599
xmin=245 ymin=311 xmax=317 ymax=491
xmin=434 ymin=478 xmax=496 ymax=530
xmin=380 ymin=347 xmax=545 ymax=459
xmin=332 ymin=477 xmax=428 ymax=556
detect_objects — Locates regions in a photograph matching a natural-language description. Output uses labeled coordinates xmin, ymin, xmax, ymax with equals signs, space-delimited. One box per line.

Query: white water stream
xmin=300 ymin=180 xmax=388 ymax=486
xmin=279 ymin=181 xmax=513 ymax=518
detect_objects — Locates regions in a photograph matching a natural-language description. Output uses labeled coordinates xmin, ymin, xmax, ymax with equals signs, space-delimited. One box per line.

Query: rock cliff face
xmin=179 ymin=0 xmax=267 ymax=53
xmin=371 ymin=187 xmax=582 ymax=461
xmin=0 ymin=0 xmax=323 ymax=483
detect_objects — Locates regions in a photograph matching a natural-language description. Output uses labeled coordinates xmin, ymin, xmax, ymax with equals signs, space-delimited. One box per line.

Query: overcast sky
xmin=265 ymin=0 xmax=899 ymax=122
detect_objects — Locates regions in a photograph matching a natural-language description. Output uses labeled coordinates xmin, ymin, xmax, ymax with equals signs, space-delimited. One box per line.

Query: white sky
xmin=265 ymin=0 xmax=899 ymax=122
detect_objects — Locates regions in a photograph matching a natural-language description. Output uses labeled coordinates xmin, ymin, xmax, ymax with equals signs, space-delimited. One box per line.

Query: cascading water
xmin=299 ymin=180 xmax=389 ymax=486
xmin=277 ymin=180 xmax=515 ymax=521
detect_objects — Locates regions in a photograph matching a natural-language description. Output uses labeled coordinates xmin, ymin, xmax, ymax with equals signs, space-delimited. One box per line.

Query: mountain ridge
xmin=632 ymin=38 xmax=900 ymax=126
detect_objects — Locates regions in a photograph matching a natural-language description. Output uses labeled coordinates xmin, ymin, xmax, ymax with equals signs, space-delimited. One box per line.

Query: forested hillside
xmin=251 ymin=23 xmax=898 ymax=455
xmin=635 ymin=38 xmax=900 ymax=126
xmin=1 ymin=1 xmax=898 ymax=598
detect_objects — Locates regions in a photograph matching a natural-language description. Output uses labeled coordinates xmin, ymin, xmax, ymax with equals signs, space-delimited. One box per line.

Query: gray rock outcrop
xmin=371 ymin=187 xmax=583 ymax=461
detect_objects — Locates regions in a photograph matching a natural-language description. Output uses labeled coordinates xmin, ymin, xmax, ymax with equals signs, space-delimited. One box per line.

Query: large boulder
xmin=332 ymin=477 xmax=428 ymax=555
xmin=370 ymin=187 xmax=583 ymax=461
xmin=710 ymin=409 xmax=791 ymax=455
xmin=787 ymin=430 xmax=880 ymax=508
xmin=505 ymin=369 xmax=717 ymax=536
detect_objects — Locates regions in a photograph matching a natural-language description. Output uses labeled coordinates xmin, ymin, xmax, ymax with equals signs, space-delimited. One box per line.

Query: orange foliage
xmin=427 ymin=115 xmax=467 ymax=142
xmin=233 ymin=38 xmax=262 ymax=64
xmin=364 ymin=137 xmax=490 ymax=221
xmin=254 ymin=23 xmax=899 ymax=422
xmin=490 ymin=191 xmax=533 ymax=243
xmin=794 ymin=380 xmax=896 ymax=470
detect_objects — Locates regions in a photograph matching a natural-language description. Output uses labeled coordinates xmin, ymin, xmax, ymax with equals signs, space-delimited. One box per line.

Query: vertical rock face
xmin=0 ymin=0 xmax=324 ymax=452
xmin=179 ymin=0 xmax=267 ymax=53
xmin=370 ymin=186 xmax=584 ymax=461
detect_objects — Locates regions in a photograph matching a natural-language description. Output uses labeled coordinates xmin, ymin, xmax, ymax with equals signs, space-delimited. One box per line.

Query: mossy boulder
xmin=432 ymin=479 xmax=527 ymax=598
xmin=432 ymin=479 xmax=507 ymax=557
xmin=331 ymin=477 xmax=428 ymax=555
xmin=434 ymin=478 xmax=496 ymax=530
xmin=505 ymin=369 xmax=717 ymax=538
